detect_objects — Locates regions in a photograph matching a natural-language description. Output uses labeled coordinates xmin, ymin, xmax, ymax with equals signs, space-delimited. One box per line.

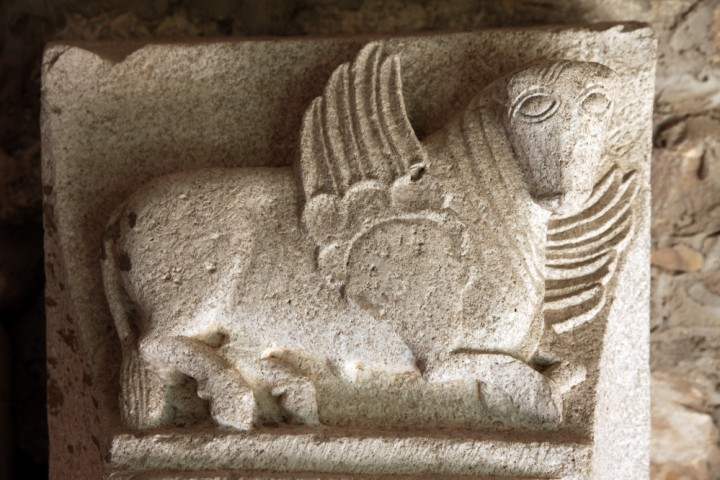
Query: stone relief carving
xmin=100 ymin=43 xmax=638 ymax=434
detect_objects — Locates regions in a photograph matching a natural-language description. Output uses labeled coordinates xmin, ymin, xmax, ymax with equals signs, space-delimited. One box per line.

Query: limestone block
xmin=42 ymin=26 xmax=655 ymax=479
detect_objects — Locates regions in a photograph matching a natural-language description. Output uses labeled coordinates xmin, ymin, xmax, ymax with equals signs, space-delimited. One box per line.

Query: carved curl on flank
xmin=302 ymin=165 xmax=469 ymax=289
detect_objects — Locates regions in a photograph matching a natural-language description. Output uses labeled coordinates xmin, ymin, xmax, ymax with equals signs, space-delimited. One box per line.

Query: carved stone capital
xmin=42 ymin=26 xmax=655 ymax=479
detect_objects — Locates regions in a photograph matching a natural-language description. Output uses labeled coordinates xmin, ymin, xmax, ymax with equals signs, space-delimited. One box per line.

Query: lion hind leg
xmin=140 ymin=335 xmax=260 ymax=431
xmin=121 ymin=348 xmax=208 ymax=429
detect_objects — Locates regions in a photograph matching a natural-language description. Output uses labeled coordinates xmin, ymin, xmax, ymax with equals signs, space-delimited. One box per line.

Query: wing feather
xmin=299 ymin=43 xmax=426 ymax=202
xmin=543 ymin=165 xmax=639 ymax=334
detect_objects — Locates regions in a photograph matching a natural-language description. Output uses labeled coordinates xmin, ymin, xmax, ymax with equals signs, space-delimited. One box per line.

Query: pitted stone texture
xmin=42 ymin=26 xmax=654 ymax=479
xmin=102 ymin=48 xmax=634 ymax=435
xmin=109 ymin=430 xmax=591 ymax=479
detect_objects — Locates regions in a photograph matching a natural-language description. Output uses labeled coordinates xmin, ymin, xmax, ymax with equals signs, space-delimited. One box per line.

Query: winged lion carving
xmin=101 ymin=43 xmax=638 ymax=431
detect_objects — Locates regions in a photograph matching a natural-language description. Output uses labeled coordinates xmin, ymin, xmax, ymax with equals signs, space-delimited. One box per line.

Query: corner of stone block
xmin=612 ymin=22 xmax=657 ymax=47
xmin=42 ymin=41 xmax=148 ymax=77
xmin=42 ymin=44 xmax=73 ymax=77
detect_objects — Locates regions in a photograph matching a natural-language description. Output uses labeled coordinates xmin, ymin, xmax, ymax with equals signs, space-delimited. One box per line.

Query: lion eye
xmin=581 ymin=91 xmax=610 ymax=115
xmin=516 ymin=94 xmax=558 ymax=121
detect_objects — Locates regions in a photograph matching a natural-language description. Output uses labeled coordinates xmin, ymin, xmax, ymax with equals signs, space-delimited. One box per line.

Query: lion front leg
xmin=258 ymin=346 xmax=330 ymax=426
xmin=425 ymin=352 xmax=563 ymax=427
xmin=140 ymin=335 xmax=258 ymax=430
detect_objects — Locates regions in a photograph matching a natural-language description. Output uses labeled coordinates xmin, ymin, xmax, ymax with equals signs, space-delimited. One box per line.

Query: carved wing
xmin=299 ymin=44 xmax=453 ymax=290
xmin=299 ymin=43 xmax=426 ymax=200
xmin=543 ymin=165 xmax=640 ymax=334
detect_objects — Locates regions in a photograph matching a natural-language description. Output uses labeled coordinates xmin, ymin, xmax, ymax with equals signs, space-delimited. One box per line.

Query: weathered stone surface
xmin=652 ymin=244 xmax=704 ymax=272
xmin=652 ymin=327 xmax=720 ymax=425
xmin=42 ymin=26 xmax=654 ymax=479
xmin=654 ymin=0 xmax=720 ymax=118
xmin=0 ymin=0 xmax=715 ymax=477
xmin=651 ymin=372 xmax=720 ymax=480
xmin=652 ymin=115 xmax=720 ymax=239
xmin=649 ymin=9 xmax=720 ymax=473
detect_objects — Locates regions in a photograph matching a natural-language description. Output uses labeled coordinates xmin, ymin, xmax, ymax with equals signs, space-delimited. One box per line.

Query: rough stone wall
xmin=0 ymin=0 xmax=718 ymax=478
